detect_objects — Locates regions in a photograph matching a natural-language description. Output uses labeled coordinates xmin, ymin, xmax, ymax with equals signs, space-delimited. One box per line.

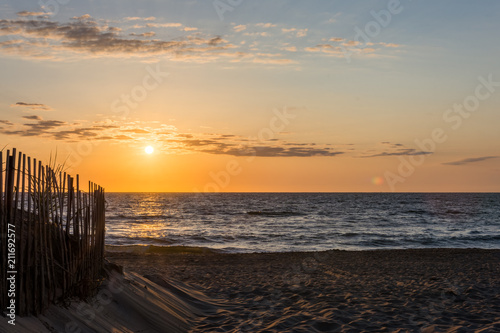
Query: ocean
xmin=105 ymin=193 xmax=500 ymax=253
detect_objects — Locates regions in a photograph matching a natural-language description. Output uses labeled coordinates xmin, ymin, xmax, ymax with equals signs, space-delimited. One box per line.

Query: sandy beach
xmin=3 ymin=247 xmax=499 ymax=332
xmin=106 ymin=248 xmax=500 ymax=332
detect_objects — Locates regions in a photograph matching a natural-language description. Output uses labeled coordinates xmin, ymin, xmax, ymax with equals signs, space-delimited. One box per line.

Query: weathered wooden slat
xmin=45 ymin=165 xmax=56 ymax=303
xmin=38 ymin=160 xmax=47 ymax=313
xmin=0 ymin=151 xmax=4 ymax=309
xmin=26 ymin=156 xmax=33 ymax=313
xmin=0 ymin=150 xmax=3 ymax=212
xmin=5 ymin=151 xmax=15 ymax=310
xmin=32 ymin=158 xmax=39 ymax=314
xmin=19 ymin=154 xmax=26 ymax=314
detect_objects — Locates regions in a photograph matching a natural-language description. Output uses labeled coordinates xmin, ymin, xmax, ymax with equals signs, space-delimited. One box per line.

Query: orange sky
xmin=1 ymin=2 xmax=500 ymax=192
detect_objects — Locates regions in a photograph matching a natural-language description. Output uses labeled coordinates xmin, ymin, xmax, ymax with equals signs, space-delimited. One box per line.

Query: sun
xmin=145 ymin=146 xmax=154 ymax=154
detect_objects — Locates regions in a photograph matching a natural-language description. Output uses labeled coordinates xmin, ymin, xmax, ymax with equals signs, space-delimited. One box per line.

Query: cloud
xmin=305 ymin=44 xmax=345 ymax=56
xmin=442 ymin=156 xmax=499 ymax=166
xmin=362 ymin=149 xmax=432 ymax=158
xmin=114 ymin=135 xmax=134 ymax=140
xmin=305 ymin=39 xmax=401 ymax=58
xmin=22 ymin=115 xmax=43 ymax=120
xmin=71 ymin=14 xmax=92 ymax=20
xmin=176 ymin=133 xmax=193 ymax=139
xmin=237 ymin=23 xmax=306 ymax=39
xmin=252 ymin=58 xmax=296 ymax=65
xmin=16 ymin=11 xmax=49 ymax=17
xmin=282 ymin=46 xmax=297 ymax=52
xmin=2 ymin=118 xmax=67 ymax=137
xmin=379 ymin=42 xmax=400 ymax=48
xmin=121 ymin=128 xmax=150 ymax=134
xmin=11 ymin=102 xmax=53 ymax=111
xmin=124 ymin=17 xmax=156 ymax=21
xmin=0 ymin=116 xmax=343 ymax=158
xmin=360 ymin=142 xmax=432 ymax=158
xmin=0 ymin=116 xmax=122 ymax=140
xmin=24 ymin=120 xmax=66 ymax=129
xmin=381 ymin=141 xmax=403 ymax=147
xmin=243 ymin=32 xmax=269 ymax=37
xmin=282 ymin=28 xmax=308 ymax=38
xmin=145 ymin=22 xmax=182 ymax=28
xmin=169 ymin=132 xmax=344 ymax=157
xmin=0 ymin=16 xmax=234 ymax=62
xmin=129 ymin=32 xmax=156 ymax=38
xmin=296 ymin=29 xmax=308 ymax=38
xmin=238 ymin=146 xmax=342 ymax=157
xmin=233 ymin=24 xmax=246 ymax=32
xmin=193 ymin=142 xmax=343 ymax=157
xmin=256 ymin=23 xmax=276 ymax=28
xmin=0 ymin=15 xmax=299 ymax=65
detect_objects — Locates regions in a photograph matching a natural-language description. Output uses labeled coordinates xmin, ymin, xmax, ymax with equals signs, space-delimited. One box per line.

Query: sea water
xmin=105 ymin=193 xmax=500 ymax=253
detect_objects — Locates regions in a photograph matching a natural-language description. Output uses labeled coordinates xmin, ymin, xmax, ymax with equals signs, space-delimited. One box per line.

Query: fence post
xmin=0 ymin=150 xmax=4 ymax=311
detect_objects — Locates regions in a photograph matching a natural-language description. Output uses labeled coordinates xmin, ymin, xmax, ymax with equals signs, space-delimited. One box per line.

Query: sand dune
xmin=0 ymin=270 xmax=217 ymax=333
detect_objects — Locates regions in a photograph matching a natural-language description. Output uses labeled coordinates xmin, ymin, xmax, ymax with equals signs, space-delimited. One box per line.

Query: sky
xmin=0 ymin=0 xmax=499 ymax=192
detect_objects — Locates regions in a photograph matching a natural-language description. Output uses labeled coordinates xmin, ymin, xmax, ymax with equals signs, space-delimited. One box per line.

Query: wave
xmin=105 ymin=244 xmax=222 ymax=254
xmin=402 ymin=209 xmax=432 ymax=215
xmin=342 ymin=232 xmax=361 ymax=238
xmin=246 ymin=211 xmax=303 ymax=217
xmin=449 ymin=234 xmax=500 ymax=242
xmin=107 ymin=213 xmax=175 ymax=221
xmin=445 ymin=209 xmax=465 ymax=215
xmin=106 ymin=235 xmax=176 ymax=246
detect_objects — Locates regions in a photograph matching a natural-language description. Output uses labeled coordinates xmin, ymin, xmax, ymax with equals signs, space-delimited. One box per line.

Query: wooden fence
xmin=0 ymin=148 xmax=105 ymax=316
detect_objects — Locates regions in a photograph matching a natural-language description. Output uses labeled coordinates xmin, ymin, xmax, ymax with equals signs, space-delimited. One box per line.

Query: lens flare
xmin=371 ymin=176 xmax=384 ymax=186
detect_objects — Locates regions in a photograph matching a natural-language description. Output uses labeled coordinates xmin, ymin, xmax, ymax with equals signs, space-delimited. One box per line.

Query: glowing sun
xmin=145 ymin=146 xmax=154 ymax=154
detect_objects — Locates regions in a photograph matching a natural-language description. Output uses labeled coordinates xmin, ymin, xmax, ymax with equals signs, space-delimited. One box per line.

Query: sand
xmin=3 ymin=248 xmax=500 ymax=332
xmin=108 ymin=248 xmax=500 ymax=332
xmin=0 ymin=268 xmax=220 ymax=333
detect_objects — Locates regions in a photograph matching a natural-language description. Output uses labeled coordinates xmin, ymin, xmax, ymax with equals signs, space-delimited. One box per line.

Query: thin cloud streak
xmin=11 ymin=102 xmax=53 ymax=111
xmin=16 ymin=11 xmax=50 ymax=17
xmin=443 ymin=156 xmax=499 ymax=166
xmin=362 ymin=149 xmax=432 ymax=157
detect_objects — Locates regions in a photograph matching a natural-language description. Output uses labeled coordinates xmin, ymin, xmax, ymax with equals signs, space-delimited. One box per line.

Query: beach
xmin=105 ymin=247 xmax=500 ymax=332
xmin=2 ymin=248 xmax=500 ymax=332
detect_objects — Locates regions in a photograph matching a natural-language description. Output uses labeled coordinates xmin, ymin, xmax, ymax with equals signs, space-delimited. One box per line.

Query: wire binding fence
xmin=0 ymin=148 xmax=105 ymax=316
